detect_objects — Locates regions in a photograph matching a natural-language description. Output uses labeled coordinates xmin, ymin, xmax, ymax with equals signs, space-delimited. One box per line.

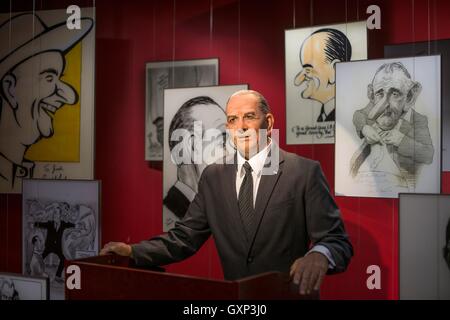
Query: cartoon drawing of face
xmin=3 ymin=51 xmax=78 ymax=146
xmin=368 ymin=63 xmax=421 ymax=131
xmin=294 ymin=29 xmax=351 ymax=106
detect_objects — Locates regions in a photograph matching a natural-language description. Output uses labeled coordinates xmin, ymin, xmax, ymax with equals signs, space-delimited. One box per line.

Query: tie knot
xmin=243 ymin=161 xmax=252 ymax=174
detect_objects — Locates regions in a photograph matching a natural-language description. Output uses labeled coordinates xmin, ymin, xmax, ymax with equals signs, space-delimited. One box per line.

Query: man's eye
xmin=244 ymin=115 xmax=256 ymax=120
xmin=45 ymin=75 xmax=54 ymax=82
xmin=228 ymin=118 xmax=235 ymax=123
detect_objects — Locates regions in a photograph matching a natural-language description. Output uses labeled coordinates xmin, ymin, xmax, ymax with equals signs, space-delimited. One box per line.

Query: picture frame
xmin=285 ymin=21 xmax=367 ymax=145
xmin=399 ymin=193 xmax=450 ymax=299
xmin=145 ymin=58 xmax=219 ymax=161
xmin=335 ymin=55 xmax=441 ymax=198
xmin=0 ymin=8 xmax=96 ymax=194
xmin=22 ymin=179 xmax=101 ymax=300
xmin=162 ymin=84 xmax=248 ymax=231
xmin=0 ymin=272 xmax=49 ymax=300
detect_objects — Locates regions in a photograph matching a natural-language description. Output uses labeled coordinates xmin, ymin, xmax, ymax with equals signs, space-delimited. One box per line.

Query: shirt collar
xmin=237 ymin=140 xmax=272 ymax=177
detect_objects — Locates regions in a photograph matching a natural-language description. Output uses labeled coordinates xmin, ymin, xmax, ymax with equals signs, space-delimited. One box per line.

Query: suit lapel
xmin=248 ymin=148 xmax=285 ymax=254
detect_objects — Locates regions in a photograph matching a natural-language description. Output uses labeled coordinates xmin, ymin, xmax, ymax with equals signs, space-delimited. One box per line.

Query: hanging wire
xmin=238 ymin=0 xmax=241 ymax=82
xmin=171 ymin=0 xmax=176 ymax=87
xmin=356 ymin=0 xmax=359 ymax=21
xmin=152 ymin=0 xmax=156 ymax=59
xmin=209 ymin=0 xmax=213 ymax=55
xmin=427 ymin=0 xmax=431 ymax=55
xmin=292 ymin=0 xmax=296 ymax=29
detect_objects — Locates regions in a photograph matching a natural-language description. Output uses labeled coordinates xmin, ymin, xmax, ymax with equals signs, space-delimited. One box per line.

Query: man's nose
xmin=294 ymin=69 xmax=306 ymax=86
xmin=55 ymin=80 xmax=78 ymax=105
xmin=368 ymin=94 xmax=389 ymax=120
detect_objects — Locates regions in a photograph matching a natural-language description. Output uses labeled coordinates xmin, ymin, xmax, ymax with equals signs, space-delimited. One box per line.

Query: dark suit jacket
xmin=35 ymin=221 xmax=75 ymax=255
xmin=132 ymin=147 xmax=353 ymax=280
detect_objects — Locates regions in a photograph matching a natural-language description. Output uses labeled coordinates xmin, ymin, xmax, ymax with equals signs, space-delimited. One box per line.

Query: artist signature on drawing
xmin=42 ymin=164 xmax=68 ymax=179
xmin=291 ymin=123 xmax=334 ymax=139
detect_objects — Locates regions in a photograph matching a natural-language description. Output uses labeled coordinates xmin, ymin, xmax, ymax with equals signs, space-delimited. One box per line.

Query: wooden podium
xmin=65 ymin=255 xmax=311 ymax=300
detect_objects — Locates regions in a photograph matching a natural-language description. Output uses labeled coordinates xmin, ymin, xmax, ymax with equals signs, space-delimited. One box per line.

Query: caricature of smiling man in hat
xmin=0 ymin=13 xmax=93 ymax=192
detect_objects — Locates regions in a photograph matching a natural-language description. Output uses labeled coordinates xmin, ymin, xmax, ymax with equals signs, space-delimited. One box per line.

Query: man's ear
xmin=406 ymin=81 xmax=422 ymax=107
xmin=367 ymin=84 xmax=374 ymax=101
xmin=266 ymin=113 xmax=274 ymax=136
xmin=329 ymin=59 xmax=340 ymax=84
xmin=1 ymin=74 xmax=18 ymax=109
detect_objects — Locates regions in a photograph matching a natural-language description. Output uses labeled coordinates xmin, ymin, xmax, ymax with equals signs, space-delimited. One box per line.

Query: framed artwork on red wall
xmin=22 ymin=179 xmax=101 ymax=300
xmin=285 ymin=21 xmax=367 ymax=145
xmin=399 ymin=193 xmax=450 ymax=299
xmin=0 ymin=8 xmax=96 ymax=194
xmin=145 ymin=59 xmax=219 ymax=161
xmin=335 ymin=56 xmax=441 ymax=198
xmin=162 ymin=84 xmax=247 ymax=231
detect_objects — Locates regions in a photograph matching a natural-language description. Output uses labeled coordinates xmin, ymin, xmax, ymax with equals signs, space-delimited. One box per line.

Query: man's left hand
xmin=379 ymin=129 xmax=405 ymax=146
xmin=289 ymin=252 xmax=328 ymax=295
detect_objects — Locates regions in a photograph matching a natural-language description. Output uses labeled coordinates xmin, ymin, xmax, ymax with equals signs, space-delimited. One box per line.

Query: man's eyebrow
xmin=39 ymin=68 xmax=59 ymax=75
xmin=302 ymin=64 xmax=313 ymax=68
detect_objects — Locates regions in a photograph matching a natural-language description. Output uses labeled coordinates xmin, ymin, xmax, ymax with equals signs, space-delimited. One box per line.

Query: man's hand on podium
xmin=289 ymin=252 xmax=328 ymax=296
xmin=100 ymin=242 xmax=133 ymax=257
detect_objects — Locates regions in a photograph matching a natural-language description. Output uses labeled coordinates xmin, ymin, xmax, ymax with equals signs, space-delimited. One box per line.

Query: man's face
xmin=294 ymin=33 xmax=336 ymax=104
xmin=190 ymin=104 xmax=227 ymax=173
xmin=371 ymin=69 xmax=411 ymax=130
xmin=53 ymin=207 xmax=61 ymax=224
xmin=0 ymin=283 xmax=14 ymax=300
xmin=226 ymin=94 xmax=273 ymax=158
xmin=9 ymin=51 xmax=77 ymax=145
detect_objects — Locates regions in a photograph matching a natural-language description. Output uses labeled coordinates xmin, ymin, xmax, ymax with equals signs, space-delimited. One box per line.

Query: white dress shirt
xmin=235 ymin=143 xmax=336 ymax=269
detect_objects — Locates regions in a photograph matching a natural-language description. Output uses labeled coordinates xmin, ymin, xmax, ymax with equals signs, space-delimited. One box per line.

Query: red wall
xmin=2 ymin=0 xmax=450 ymax=299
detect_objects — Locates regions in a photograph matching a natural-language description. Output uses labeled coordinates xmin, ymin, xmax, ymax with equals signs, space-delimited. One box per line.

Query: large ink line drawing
xmin=0 ymin=9 xmax=95 ymax=194
xmin=285 ymin=21 xmax=367 ymax=145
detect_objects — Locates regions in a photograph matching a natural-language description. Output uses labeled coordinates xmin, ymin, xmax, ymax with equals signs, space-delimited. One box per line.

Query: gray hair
xmin=374 ymin=62 xmax=412 ymax=79
xmin=227 ymin=89 xmax=271 ymax=115
xmin=168 ymin=96 xmax=222 ymax=151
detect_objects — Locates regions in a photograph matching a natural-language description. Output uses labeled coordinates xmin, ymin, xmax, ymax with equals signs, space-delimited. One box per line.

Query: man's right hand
xmin=362 ymin=125 xmax=381 ymax=145
xmin=99 ymin=242 xmax=132 ymax=257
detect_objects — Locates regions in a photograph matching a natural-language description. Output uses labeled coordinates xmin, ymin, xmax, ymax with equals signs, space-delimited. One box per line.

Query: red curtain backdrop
xmin=1 ymin=0 xmax=450 ymax=299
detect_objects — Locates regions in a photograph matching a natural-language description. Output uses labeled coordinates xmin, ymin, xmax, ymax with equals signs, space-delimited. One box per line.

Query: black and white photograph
xmin=0 ymin=8 xmax=96 ymax=194
xmin=145 ymin=59 xmax=219 ymax=161
xmin=335 ymin=56 xmax=441 ymax=198
xmin=0 ymin=273 xmax=48 ymax=300
xmin=385 ymin=39 xmax=450 ymax=171
xmin=285 ymin=21 xmax=367 ymax=145
xmin=399 ymin=194 xmax=450 ymax=300
xmin=162 ymin=84 xmax=247 ymax=231
xmin=22 ymin=179 xmax=100 ymax=300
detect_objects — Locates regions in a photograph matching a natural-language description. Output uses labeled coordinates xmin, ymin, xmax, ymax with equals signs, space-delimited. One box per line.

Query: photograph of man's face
xmin=145 ymin=59 xmax=219 ymax=161
xmin=162 ymin=85 xmax=247 ymax=231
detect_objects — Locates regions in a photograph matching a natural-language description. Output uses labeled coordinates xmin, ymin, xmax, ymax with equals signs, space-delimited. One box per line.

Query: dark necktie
xmin=238 ymin=161 xmax=255 ymax=241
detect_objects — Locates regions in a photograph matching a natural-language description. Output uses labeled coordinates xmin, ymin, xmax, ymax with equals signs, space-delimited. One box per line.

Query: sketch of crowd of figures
xmin=0 ymin=274 xmax=48 ymax=300
xmin=23 ymin=199 xmax=97 ymax=299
